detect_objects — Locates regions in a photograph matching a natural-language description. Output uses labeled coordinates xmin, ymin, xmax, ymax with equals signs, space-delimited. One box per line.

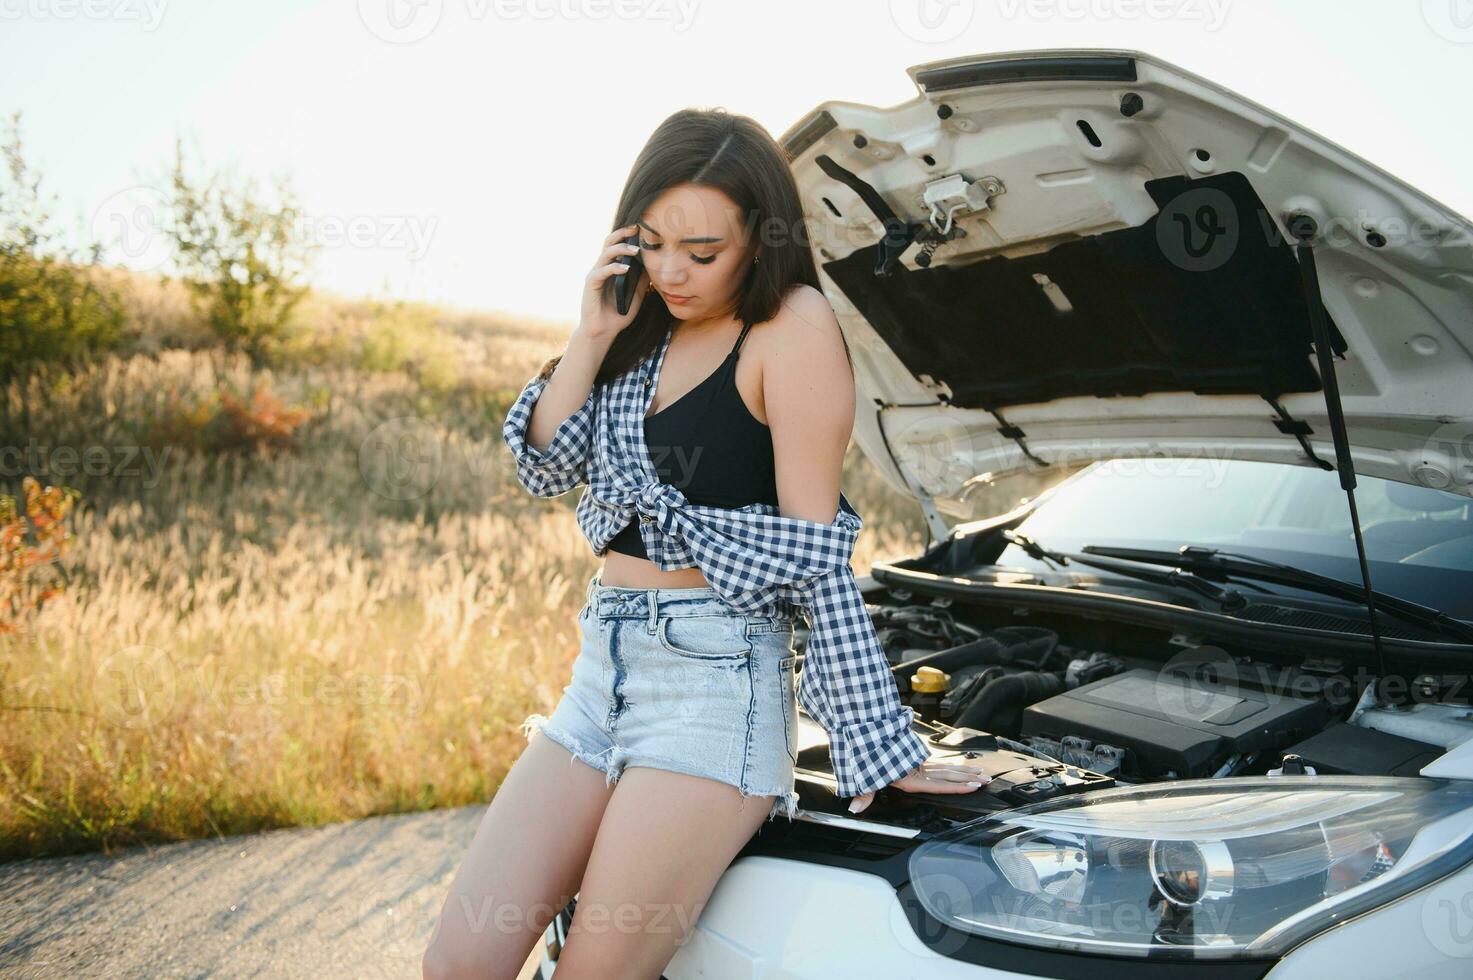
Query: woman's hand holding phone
xmin=529 ymin=224 xmax=644 ymax=444
xmin=578 ymin=223 xmax=649 ymax=343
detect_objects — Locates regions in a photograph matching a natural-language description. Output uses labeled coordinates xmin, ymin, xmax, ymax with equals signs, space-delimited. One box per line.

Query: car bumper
xmin=537 ymin=849 xmax=1473 ymax=978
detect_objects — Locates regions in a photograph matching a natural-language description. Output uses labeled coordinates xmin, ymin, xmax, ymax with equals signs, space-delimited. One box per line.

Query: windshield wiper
xmin=1080 ymin=544 xmax=1473 ymax=644
xmin=1001 ymin=531 xmax=1251 ymax=612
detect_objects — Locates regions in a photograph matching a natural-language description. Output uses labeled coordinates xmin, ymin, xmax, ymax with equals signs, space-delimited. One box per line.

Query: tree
xmin=163 ymin=137 xmax=311 ymax=364
xmin=0 ymin=110 xmax=124 ymax=382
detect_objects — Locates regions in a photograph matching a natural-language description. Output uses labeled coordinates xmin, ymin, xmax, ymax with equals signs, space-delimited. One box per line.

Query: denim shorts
xmin=520 ymin=571 xmax=801 ymax=823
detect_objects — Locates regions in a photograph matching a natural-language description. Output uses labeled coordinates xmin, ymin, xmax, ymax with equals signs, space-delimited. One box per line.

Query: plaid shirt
xmin=501 ymin=325 xmax=931 ymax=798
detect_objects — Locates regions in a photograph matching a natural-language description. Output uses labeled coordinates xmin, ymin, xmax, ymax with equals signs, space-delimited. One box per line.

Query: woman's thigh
xmin=552 ymin=764 xmax=776 ymax=979
xmin=422 ymin=730 xmax=616 ymax=980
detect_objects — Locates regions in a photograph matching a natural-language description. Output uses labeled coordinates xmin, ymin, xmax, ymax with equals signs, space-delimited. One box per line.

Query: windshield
xmin=996 ymin=458 xmax=1473 ymax=622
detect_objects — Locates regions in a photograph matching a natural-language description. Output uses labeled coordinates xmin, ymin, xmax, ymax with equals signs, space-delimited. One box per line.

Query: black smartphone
xmin=612 ymin=232 xmax=644 ymax=316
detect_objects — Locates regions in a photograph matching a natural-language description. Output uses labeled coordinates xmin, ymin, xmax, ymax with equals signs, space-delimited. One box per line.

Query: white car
xmin=537 ymin=48 xmax=1473 ymax=978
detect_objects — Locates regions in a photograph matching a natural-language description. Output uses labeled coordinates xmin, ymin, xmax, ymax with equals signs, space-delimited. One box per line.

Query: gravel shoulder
xmin=0 ymin=804 xmax=543 ymax=980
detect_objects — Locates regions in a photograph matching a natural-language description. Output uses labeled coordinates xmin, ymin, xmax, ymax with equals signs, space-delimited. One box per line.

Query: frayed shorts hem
xmin=521 ymin=712 xmax=801 ymax=823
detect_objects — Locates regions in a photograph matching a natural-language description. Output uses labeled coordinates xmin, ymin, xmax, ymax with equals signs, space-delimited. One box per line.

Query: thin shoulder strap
xmin=730 ymin=321 xmax=754 ymax=357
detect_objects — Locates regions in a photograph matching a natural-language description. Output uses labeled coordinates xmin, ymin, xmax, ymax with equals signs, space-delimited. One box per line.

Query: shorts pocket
xmin=657 ymin=615 xmax=752 ymax=661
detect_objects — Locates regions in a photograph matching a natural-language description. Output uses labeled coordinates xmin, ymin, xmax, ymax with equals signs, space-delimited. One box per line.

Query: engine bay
xmin=788 ymin=585 xmax=1473 ymax=824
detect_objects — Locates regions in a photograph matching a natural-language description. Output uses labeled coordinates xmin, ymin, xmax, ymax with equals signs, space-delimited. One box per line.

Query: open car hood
xmin=780 ymin=49 xmax=1473 ymax=521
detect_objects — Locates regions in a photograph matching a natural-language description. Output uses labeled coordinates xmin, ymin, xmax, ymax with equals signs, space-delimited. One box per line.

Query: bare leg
xmin=422 ymin=731 xmax=617 ymax=980
xmin=552 ymin=765 xmax=776 ymax=979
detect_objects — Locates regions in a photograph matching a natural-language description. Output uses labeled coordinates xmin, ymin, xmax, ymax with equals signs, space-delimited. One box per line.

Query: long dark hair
xmin=537 ymin=107 xmax=822 ymax=385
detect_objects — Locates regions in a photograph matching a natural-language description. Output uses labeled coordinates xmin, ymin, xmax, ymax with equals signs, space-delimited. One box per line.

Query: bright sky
xmin=3 ymin=0 xmax=1470 ymax=323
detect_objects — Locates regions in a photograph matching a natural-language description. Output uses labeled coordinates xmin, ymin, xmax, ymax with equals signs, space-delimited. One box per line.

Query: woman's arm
xmin=501 ymin=327 xmax=613 ymax=498
xmin=762 ymin=287 xmax=932 ymax=798
xmin=763 ymin=288 xmax=850 ymax=525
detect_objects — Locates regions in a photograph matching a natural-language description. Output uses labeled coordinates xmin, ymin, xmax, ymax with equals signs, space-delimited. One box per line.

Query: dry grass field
xmin=0 ymin=278 xmax=1062 ymax=862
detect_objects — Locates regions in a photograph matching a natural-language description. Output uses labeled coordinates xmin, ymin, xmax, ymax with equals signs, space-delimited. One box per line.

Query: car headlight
xmin=908 ymin=776 xmax=1473 ymax=960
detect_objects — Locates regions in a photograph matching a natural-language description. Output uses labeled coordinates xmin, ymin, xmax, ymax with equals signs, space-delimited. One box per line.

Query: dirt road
xmin=0 ymin=804 xmax=544 ymax=979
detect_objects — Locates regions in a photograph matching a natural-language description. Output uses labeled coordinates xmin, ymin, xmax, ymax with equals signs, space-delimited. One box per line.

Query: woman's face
xmin=637 ymin=182 xmax=756 ymax=323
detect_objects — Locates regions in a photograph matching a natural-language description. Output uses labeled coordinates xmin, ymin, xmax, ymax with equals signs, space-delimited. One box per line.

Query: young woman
xmin=423 ymin=108 xmax=990 ymax=980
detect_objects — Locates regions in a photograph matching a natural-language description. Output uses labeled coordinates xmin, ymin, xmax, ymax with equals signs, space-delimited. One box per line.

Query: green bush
xmin=162 ymin=137 xmax=311 ymax=366
xmin=0 ymin=111 xmax=125 ymax=381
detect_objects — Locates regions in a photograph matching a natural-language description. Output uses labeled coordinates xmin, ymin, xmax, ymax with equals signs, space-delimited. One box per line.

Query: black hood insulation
xmin=821 ymin=171 xmax=1349 ymax=412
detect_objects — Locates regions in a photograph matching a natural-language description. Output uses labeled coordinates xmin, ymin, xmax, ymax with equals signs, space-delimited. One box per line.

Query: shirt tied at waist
xmin=605 ymin=479 xmax=849 ymax=617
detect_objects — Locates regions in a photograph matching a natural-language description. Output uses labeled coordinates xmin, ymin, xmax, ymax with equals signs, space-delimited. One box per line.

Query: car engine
xmin=789 ymin=592 xmax=1473 ymax=812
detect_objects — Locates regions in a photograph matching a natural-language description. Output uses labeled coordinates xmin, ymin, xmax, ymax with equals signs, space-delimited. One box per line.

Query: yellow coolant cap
xmin=911 ymin=666 xmax=950 ymax=693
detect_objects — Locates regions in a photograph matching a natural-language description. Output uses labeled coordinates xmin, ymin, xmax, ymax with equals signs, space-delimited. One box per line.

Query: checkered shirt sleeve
xmin=786 ymin=562 xmax=932 ymax=798
xmin=501 ymin=374 xmax=599 ymax=498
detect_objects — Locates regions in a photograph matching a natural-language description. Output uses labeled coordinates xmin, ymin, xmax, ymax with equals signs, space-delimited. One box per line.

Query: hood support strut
xmin=874 ymin=400 xmax=955 ymax=547
xmin=1290 ymin=214 xmax=1389 ymax=682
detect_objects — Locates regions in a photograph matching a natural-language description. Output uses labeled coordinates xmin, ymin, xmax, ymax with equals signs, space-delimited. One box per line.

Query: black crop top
xmin=606 ymin=321 xmax=779 ymax=559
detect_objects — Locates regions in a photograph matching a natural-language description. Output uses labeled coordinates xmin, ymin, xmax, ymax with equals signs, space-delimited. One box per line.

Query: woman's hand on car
xmin=578 ymin=223 xmax=650 ymax=342
xmin=847 ymin=760 xmax=992 ymax=815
